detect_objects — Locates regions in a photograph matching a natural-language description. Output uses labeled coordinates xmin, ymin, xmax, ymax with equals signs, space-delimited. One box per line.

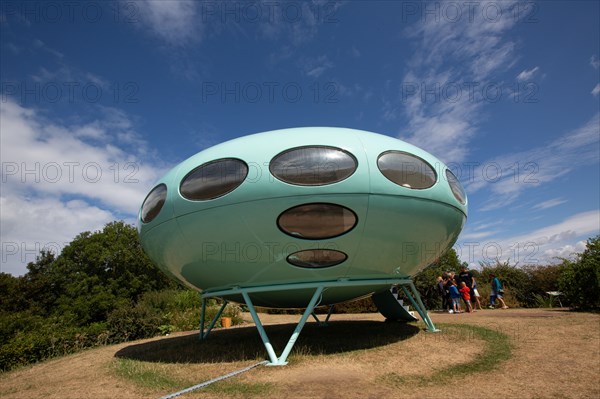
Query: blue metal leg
xmin=408 ymin=281 xmax=439 ymax=332
xmin=401 ymin=284 xmax=439 ymax=332
xmin=199 ymin=296 xmax=206 ymax=340
xmin=242 ymin=287 xmax=324 ymax=366
xmin=311 ymin=312 xmax=321 ymax=324
xmin=276 ymin=286 xmax=324 ymax=365
xmin=242 ymin=291 xmax=279 ymax=364
xmin=324 ymin=305 xmax=334 ymax=323
xmin=201 ymin=300 xmax=229 ymax=340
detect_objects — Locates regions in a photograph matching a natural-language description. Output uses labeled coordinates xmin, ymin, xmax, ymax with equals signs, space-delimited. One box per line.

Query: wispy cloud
xmin=492 ymin=210 xmax=599 ymax=264
xmin=468 ymin=113 xmax=600 ymax=210
xmin=0 ymin=100 xmax=170 ymax=274
xmin=0 ymin=100 xmax=167 ymax=213
xmin=591 ymin=55 xmax=600 ymax=70
xmin=396 ymin=1 xmax=524 ymax=163
xmin=135 ymin=0 xmax=201 ymax=46
xmin=533 ymin=198 xmax=567 ymax=210
xmin=460 ymin=211 xmax=598 ymax=266
xmin=592 ymin=83 xmax=600 ymax=97
xmin=32 ymin=39 xmax=64 ymax=59
xmin=516 ymin=66 xmax=540 ymax=81
xmin=302 ymin=55 xmax=334 ymax=78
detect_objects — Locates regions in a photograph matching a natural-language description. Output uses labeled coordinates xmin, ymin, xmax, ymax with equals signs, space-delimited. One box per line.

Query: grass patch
xmin=382 ymin=323 xmax=512 ymax=386
xmin=112 ymin=358 xmax=194 ymax=390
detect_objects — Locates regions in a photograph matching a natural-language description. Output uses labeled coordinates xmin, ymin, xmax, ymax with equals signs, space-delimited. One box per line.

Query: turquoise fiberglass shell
xmin=138 ymin=127 xmax=467 ymax=308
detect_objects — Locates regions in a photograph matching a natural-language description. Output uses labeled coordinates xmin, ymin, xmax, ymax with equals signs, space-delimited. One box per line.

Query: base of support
xmin=198 ymin=278 xmax=438 ymax=365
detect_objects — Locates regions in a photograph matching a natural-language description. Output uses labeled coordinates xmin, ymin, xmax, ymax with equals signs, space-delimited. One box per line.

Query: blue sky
xmin=1 ymin=0 xmax=599 ymax=275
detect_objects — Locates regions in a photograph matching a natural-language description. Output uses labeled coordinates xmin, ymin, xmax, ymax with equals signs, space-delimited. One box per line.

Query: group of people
xmin=437 ymin=267 xmax=508 ymax=313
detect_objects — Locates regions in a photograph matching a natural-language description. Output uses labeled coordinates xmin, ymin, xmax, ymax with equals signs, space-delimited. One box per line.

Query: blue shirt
xmin=492 ymin=277 xmax=502 ymax=292
xmin=450 ymin=285 xmax=461 ymax=298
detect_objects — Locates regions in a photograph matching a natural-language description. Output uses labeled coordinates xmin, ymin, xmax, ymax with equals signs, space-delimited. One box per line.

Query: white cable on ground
xmin=159 ymin=360 xmax=269 ymax=399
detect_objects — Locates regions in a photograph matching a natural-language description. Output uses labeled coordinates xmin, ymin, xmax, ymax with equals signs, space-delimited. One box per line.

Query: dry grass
xmin=1 ymin=309 xmax=598 ymax=399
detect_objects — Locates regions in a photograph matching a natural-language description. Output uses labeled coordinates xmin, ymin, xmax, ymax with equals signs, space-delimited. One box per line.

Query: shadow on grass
xmin=115 ymin=320 xmax=420 ymax=364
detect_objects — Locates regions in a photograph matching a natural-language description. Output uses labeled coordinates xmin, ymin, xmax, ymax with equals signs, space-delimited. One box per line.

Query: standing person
xmin=437 ymin=276 xmax=447 ymax=311
xmin=459 ymin=281 xmax=472 ymax=313
xmin=449 ymin=279 xmax=462 ymax=313
xmin=490 ymin=274 xmax=509 ymax=309
xmin=457 ymin=266 xmax=475 ymax=299
xmin=472 ymin=277 xmax=483 ymax=310
xmin=444 ymin=275 xmax=454 ymax=313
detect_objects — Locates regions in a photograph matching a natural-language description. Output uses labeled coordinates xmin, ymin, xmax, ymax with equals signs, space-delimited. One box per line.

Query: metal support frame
xmin=311 ymin=304 xmax=335 ymax=326
xmin=400 ymin=281 xmax=440 ymax=332
xmin=198 ymin=277 xmax=438 ymax=365
xmin=199 ymin=297 xmax=229 ymax=340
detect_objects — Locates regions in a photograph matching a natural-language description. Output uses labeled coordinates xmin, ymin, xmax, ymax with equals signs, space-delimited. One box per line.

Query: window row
xmin=141 ymin=146 xmax=466 ymax=223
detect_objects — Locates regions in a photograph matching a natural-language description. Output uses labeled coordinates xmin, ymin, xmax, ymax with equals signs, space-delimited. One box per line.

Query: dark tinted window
xmin=287 ymin=249 xmax=347 ymax=268
xmin=180 ymin=158 xmax=248 ymax=200
xmin=446 ymin=169 xmax=467 ymax=205
xmin=377 ymin=151 xmax=437 ymax=189
xmin=270 ymin=146 xmax=357 ymax=185
xmin=277 ymin=203 xmax=357 ymax=239
xmin=141 ymin=184 xmax=167 ymax=223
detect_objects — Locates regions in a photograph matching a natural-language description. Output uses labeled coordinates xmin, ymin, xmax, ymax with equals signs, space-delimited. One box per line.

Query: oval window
xmin=277 ymin=203 xmax=357 ymax=239
xmin=377 ymin=151 xmax=437 ymax=189
xmin=287 ymin=249 xmax=348 ymax=268
xmin=141 ymin=184 xmax=167 ymax=223
xmin=446 ymin=169 xmax=467 ymax=205
xmin=180 ymin=158 xmax=248 ymax=200
xmin=270 ymin=146 xmax=357 ymax=186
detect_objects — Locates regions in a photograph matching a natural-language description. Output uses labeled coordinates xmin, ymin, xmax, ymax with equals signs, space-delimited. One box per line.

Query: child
xmin=459 ymin=281 xmax=473 ymax=313
xmin=449 ymin=279 xmax=462 ymax=313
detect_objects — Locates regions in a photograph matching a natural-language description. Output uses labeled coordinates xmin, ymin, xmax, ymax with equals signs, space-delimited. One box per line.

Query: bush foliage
xmin=558 ymin=236 xmax=600 ymax=310
xmin=0 ymin=222 xmax=240 ymax=372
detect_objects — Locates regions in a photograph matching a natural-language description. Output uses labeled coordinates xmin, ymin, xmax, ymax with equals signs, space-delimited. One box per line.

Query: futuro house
xmin=138 ymin=127 xmax=467 ymax=365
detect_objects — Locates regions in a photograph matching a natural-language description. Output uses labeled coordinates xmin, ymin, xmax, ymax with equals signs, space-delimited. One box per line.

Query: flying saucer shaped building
xmin=138 ymin=127 xmax=467 ymax=365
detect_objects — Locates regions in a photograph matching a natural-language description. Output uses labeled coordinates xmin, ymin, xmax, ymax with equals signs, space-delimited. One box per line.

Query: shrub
xmin=107 ymin=301 xmax=164 ymax=342
xmin=478 ymin=261 xmax=532 ymax=307
xmin=558 ymin=236 xmax=600 ymax=310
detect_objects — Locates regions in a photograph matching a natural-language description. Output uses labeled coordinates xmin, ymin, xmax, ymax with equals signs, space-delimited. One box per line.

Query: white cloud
xmin=496 ymin=210 xmax=599 ymax=263
xmin=460 ymin=211 xmax=599 ymax=266
xmin=541 ymin=240 xmax=587 ymax=260
xmin=303 ymin=55 xmax=333 ymax=78
xmin=0 ymin=100 xmax=169 ymax=275
xmin=397 ymin=1 xmax=524 ymax=163
xmin=533 ymin=198 xmax=567 ymax=210
xmin=0 ymin=101 xmax=167 ymax=213
xmin=591 ymin=55 xmax=600 ymax=70
xmin=592 ymin=83 xmax=600 ymax=96
xmin=468 ymin=113 xmax=600 ymax=210
xmin=0 ymin=196 xmax=115 ymax=275
xmin=135 ymin=0 xmax=201 ymax=46
xmin=516 ymin=66 xmax=540 ymax=81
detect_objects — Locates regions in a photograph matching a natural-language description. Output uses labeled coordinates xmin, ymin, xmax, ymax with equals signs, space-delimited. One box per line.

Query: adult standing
xmin=437 ymin=276 xmax=448 ymax=311
xmin=489 ymin=274 xmax=509 ymax=309
xmin=457 ymin=266 xmax=474 ymax=309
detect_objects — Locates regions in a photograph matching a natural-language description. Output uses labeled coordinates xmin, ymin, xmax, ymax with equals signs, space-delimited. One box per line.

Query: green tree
xmin=51 ymin=221 xmax=177 ymax=324
xmin=559 ymin=236 xmax=600 ymax=310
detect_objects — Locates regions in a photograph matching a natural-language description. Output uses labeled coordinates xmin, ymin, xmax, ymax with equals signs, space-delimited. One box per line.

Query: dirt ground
xmin=1 ymin=308 xmax=599 ymax=399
